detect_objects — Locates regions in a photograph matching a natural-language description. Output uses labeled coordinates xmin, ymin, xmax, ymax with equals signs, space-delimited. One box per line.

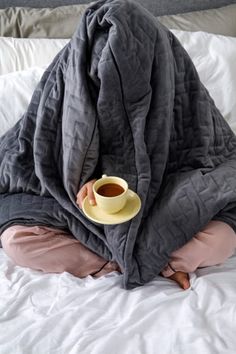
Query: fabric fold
xmin=1 ymin=0 xmax=236 ymax=288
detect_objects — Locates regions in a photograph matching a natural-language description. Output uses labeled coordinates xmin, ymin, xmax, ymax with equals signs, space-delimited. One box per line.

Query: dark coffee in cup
xmin=97 ymin=183 xmax=124 ymax=197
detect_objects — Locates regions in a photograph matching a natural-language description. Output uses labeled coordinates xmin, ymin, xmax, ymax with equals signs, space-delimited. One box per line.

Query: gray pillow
xmin=0 ymin=4 xmax=89 ymax=38
xmin=1 ymin=0 xmax=236 ymax=16
xmin=158 ymin=3 xmax=236 ymax=36
xmin=0 ymin=3 xmax=236 ymax=38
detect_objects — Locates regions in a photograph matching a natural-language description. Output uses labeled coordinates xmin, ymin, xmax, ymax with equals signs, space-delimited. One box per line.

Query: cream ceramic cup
xmin=93 ymin=175 xmax=128 ymax=214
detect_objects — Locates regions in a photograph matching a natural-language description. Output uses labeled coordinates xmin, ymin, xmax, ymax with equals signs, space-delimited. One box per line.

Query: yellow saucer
xmin=82 ymin=189 xmax=141 ymax=225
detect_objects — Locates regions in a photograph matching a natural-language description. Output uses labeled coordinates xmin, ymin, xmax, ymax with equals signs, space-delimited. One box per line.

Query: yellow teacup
xmin=93 ymin=175 xmax=128 ymax=214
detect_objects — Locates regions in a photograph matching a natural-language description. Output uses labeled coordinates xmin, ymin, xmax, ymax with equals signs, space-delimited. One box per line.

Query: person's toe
xmin=169 ymin=271 xmax=190 ymax=290
xmin=182 ymin=277 xmax=190 ymax=290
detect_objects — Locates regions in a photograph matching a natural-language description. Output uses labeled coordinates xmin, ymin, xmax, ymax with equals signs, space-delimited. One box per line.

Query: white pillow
xmin=0 ymin=37 xmax=68 ymax=75
xmin=0 ymin=37 xmax=68 ymax=136
xmin=0 ymin=67 xmax=45 ymax=136
xmin=171 ymin=30 xmax=236 ymax=133
xmin=0 ymin=33 xmax=236 ymax=136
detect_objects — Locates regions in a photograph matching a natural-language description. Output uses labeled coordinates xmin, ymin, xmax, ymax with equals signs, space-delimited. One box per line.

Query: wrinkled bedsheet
xmin=1 ymin=0 xmax=236 ymax=288
xmin=1 ymin=248 xmax=236 ymax=354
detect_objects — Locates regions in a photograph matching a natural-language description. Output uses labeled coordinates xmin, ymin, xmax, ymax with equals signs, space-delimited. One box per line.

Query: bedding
xmin=1 ymin=0 xmax=236 ymax=352
xmin=1 ymin=0 xmax=236 ymax=290
xmin=1 ymin=0 xmax=236 ymax=15
xmin=1 ymin=2 xmax=236 ymax=38
xmin=0 ymin=37 xmax=68 ymax=74
xmin=2 ymin=31 xmax=236 ymax=136
xmin=0 ymin=4 xmax=88 ymax=38
xmin=172 ymin=30 xmax=236 ymax=135
xmin=0 ymin=68 xmax=44 ymax=136
xmin=1 ymin=250 xmax=236 ymax=354
xmin=159 ymin=3 xmax=236 ymax=36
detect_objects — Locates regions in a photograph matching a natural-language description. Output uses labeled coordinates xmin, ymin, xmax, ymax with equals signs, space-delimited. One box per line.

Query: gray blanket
xmin=1 ymin=0 xmax=236 ymax=289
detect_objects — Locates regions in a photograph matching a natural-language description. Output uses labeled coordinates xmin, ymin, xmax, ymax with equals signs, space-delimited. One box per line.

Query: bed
xmin=1 ymin=0 xmax=236 ymax=353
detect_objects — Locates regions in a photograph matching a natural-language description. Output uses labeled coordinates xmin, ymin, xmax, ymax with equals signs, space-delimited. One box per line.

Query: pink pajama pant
xmin=1 ymin=220 xmax=236 ymax=278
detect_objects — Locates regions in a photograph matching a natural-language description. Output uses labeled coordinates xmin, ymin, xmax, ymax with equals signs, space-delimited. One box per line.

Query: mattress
xmin=1 ymin=1 xmax=236 ymax=353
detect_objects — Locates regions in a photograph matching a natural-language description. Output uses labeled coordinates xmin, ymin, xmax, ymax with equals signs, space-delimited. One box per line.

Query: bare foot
xmin=168 ymin=271 xmax=190 ymax=290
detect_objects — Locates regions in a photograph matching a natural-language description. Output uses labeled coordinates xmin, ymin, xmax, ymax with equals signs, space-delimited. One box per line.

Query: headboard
xmin=1 ymin=0 xmax=236 ymax=15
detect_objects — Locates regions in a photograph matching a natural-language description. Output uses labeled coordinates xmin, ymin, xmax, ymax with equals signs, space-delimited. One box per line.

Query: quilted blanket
xmin=1 ymin=0 xmax=236 ymax=289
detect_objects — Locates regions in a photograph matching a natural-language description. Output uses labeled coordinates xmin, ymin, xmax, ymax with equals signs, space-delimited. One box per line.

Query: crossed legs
xmin=1 ymin=221 xmax=235 ymax=289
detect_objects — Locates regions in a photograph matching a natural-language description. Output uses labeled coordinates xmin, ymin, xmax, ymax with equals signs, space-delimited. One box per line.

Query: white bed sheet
xmin=1 ymin=248 xmax=236 ymax=354
xmin=1 ymin=30 xmax=236 ymax=353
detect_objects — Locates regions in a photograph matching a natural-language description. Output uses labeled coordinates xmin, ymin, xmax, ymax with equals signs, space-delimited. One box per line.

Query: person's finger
xmin=87 ymin=180 xmax=96 ymax=206
xmin=76 ymin=186 xmax=87 ymax=209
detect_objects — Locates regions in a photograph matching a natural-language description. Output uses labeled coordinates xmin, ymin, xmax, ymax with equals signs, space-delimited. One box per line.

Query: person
xmin=77 ymin=180 xmax=236 ymax=290
xmin=1 ymin=178 xmax=236 ymax=290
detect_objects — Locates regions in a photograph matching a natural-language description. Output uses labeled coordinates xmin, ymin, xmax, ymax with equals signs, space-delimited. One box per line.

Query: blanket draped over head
xmin=1 ymin=0 xmax=236 ymax=289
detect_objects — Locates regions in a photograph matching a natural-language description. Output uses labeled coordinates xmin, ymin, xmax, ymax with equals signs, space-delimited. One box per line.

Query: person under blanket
xmin=1 ymin=179 xmax=236 ymax=290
